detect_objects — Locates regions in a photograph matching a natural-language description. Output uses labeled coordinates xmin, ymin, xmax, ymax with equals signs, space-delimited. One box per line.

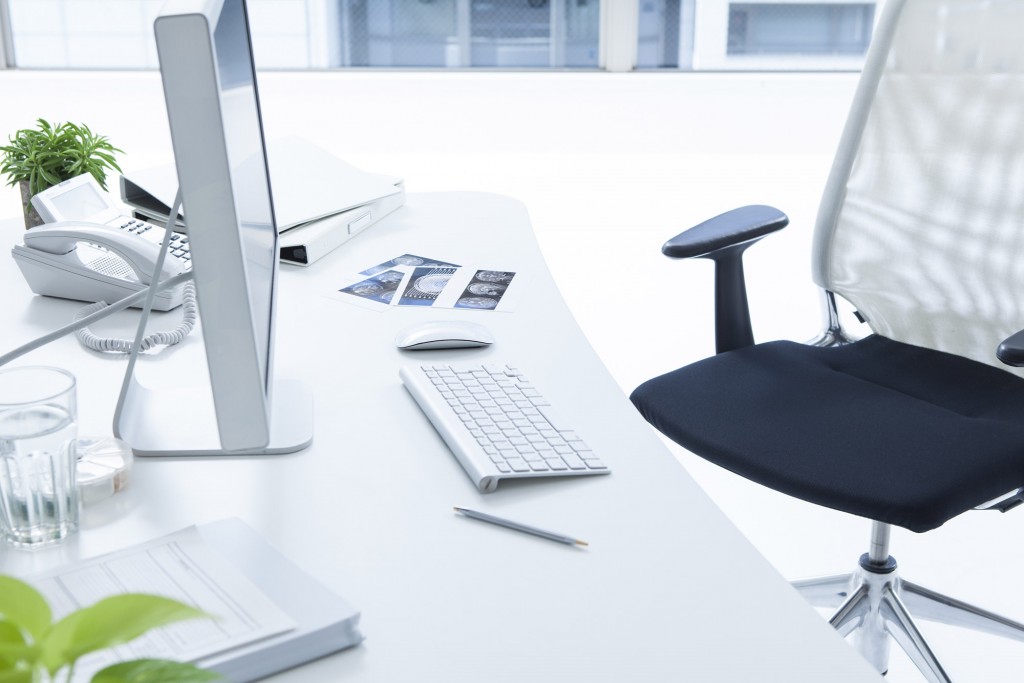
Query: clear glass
xmin=726 ymin=3 xmax=875 ymax=56
xmin=0 ymin=366 xmax=79 ymax=548
xmin=636 ymin=0 xmax=877 ymax=71
xmin=339 ymin=0 xmax=600 ymax=68
xmin=637 ymin=0 xmax=691 ymax=69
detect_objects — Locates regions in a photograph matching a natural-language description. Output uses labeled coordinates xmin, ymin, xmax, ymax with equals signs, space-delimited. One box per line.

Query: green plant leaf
xmin=0 ymin=619 xmax=27 ymax=645
xmin=0 ymin=668 xmax=34 ymax=683
xmin=0 ymin=619 xmax=35 ymax=668
xmin=38 ymin=609 xmax=82 ymax=675
xmin=1 ymin=118 xmax=122 ymax=190
xmin=0 ymin=577 xmax=51 ymax=643
xmin=91 ymin=659 xmax=221 ymax=683
xmin=41 ymin=595 xmax=207 ymax=674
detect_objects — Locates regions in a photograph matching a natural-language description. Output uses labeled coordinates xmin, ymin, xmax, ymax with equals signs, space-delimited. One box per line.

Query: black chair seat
xmin=631 ymin=335 xmax=1024 ymax=533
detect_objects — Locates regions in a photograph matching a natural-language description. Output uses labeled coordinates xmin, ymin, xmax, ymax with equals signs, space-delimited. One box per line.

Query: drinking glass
xmin=0 ymin=366 xmax=79 ymax=547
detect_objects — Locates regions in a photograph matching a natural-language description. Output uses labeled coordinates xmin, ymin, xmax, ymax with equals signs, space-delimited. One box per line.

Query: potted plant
xmin=1 ymin=119 xmax=123 ymax=229
xmin=0 ymin=574 xmax=219 ymax=682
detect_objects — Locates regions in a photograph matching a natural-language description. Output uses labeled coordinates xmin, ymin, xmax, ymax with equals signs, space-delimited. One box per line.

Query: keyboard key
xmin=400 ymin=363 xmax=609 ymax=490
xmin=561 ymin=453 xmax=588 ymax=470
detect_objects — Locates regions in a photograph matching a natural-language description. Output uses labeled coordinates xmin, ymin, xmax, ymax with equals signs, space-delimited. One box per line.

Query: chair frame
xmin=790 ymin=296 xmax=1024 ymax=683
xmin=651 ymin=1 xmax=1024 ymax=677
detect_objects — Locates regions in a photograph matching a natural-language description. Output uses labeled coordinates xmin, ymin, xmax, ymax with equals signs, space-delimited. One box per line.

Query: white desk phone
xmin=11 ymin=173 xmax=189 ymax=312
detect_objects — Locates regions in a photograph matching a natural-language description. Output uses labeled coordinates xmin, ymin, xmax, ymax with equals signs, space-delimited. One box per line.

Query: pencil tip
xmin=575 ymin=540 xmax=589 ymax=547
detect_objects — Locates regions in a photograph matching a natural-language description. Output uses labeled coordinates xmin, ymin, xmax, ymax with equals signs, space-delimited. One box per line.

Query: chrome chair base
xmin=792 ymin=552 xmax=1024 ymax=683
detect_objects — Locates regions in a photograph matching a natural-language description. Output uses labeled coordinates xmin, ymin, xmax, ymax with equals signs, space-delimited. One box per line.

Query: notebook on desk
xmin=196 ymin=519 xmax=364 ymax=681
xmin=28 ymin=518 xmax=363 ymax=682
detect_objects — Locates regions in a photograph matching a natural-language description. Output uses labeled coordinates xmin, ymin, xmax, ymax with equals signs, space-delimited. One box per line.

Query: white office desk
xmin=0 ymin=192 xmax=880 ymax=682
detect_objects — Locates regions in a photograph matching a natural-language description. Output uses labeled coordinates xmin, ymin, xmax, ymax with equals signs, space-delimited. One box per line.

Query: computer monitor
xmin=113 ymin=0 xmax=312 ymax=456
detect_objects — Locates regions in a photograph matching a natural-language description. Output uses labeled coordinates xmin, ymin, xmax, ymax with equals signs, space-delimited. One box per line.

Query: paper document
xmin=32 ymin=526 xmax=295 ymax=681
xmin=330 ymin=253 xmax=521 ymax=312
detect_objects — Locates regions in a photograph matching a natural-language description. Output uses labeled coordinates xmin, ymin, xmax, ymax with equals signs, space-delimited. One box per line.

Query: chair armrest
xmin=997 ymin=329 xmax=1024 ymax=367
xmin=661 ymin=205 xmax=789 ymax=354
xmin=662 ymin=205 xmax=789 ymax=259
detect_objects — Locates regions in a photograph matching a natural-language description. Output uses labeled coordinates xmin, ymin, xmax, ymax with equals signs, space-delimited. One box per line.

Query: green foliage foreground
xmin=0 ymin=575 xmax=219 ymax=683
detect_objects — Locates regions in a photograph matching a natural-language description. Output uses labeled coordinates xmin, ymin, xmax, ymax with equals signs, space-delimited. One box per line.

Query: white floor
xmin=2 ymin=70 xmax=1024 ymax=681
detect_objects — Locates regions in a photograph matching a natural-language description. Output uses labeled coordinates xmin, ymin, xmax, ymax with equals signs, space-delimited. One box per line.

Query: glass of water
xmin=0 ymin=366 xmax=79 ymax=547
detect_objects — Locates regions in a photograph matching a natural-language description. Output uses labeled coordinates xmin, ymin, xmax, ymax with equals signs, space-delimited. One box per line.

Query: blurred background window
xmin=0 ymin=0 xmax=879 ymax=71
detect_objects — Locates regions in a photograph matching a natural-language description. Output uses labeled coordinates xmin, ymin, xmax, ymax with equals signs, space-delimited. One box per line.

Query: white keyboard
xmin=400 ymin=362 xmax=610 ymax=492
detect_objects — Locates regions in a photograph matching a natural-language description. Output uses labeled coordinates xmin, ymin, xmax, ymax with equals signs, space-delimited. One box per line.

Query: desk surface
xmin=0 ymin=192 xmax=879 ymax=682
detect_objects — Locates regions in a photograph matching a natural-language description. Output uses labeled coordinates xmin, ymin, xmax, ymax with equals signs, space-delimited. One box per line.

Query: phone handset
xmin=11 ymin=173 xmax=196 ymax=355
xmin=23 ymin=221 xmax=184 ymax=285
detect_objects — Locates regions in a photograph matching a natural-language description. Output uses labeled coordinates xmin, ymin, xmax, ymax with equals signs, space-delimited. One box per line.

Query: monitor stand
xmin=113 ymin=351 xmax=313 ymax=457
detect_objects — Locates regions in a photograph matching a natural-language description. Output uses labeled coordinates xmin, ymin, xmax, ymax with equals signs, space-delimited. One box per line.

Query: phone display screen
xmin=49 ymin=182 xmax=112 ymax=222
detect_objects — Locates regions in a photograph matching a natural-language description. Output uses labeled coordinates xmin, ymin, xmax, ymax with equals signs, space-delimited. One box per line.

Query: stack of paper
xmin=29 ymin=519 xmax=362 ymax=682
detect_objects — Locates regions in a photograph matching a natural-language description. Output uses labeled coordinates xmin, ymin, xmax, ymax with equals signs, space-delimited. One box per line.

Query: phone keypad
xmin=118 ymin=218 xmax=191 ymax=270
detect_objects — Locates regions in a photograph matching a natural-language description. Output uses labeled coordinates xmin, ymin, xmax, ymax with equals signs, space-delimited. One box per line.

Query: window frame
xmin=601 ymin=0 xmax=638 ymax=71
xmin=0 ymin=0 xmax=13 ymax=68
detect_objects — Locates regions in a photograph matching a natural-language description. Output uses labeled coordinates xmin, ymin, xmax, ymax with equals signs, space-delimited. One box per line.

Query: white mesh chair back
xmin=812 ymin=0 xmax=1024 ymax=377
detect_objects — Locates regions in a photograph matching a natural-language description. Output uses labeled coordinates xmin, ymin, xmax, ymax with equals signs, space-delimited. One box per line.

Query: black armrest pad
xmin=662 ymin=205 xmax=789 ymax=259
xmin=997 ymin=329 xmax=1024 ymax=367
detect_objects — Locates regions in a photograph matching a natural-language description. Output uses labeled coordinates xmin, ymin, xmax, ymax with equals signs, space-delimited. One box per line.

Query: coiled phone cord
xmin=73 ymin=280 xmax=197 ymax=353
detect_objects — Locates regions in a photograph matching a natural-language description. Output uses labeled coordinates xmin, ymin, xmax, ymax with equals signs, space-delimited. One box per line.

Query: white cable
xmin=73 ymin=280 xmax=197 ymax=354
xmin=0 ymin=270 xmax=193 ymax=368
xmin=0 ymin=191 xmax=189 ymax=365
xmin=72 ymin=189 xmax=193 ymax=355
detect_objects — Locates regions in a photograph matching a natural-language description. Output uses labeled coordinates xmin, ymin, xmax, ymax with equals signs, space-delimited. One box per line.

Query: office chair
xmin=629 ymin=1 xmax=1024 ymax=681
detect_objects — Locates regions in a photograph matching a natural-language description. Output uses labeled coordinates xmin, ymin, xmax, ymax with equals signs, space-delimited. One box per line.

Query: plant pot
xmin=19 ymin=180 xmax=45 ymax=229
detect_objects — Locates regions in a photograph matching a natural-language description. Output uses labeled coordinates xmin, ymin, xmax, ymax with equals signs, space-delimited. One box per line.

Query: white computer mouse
xmin=395 ymin=320 xmax=495 ymax=350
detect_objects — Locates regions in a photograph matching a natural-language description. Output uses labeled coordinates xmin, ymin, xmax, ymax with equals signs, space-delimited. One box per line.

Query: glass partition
xmin=6 ymin=0 xmax=599 ymax=69
xmin=4 ymin=0 xmax=879 ymax=71
xmin=637 ymin=0 xmax=879 ymax=70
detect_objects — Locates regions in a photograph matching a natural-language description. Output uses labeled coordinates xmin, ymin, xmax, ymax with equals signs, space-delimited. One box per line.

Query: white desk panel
xmin=0 ymin=193 xmax=880 ymax=682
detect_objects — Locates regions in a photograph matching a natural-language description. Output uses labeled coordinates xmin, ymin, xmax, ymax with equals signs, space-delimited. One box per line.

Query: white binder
xmin=120 ymin=137 xmax=406 ymax=265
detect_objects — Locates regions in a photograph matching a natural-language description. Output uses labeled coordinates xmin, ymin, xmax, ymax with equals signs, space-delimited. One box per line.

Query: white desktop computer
xmin=113 ymin=0 xmax=312 ymax=456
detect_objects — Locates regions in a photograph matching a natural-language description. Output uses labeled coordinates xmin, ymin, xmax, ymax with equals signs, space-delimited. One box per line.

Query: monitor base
xmin=114 ymin=373 xmax=313 ymax=457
